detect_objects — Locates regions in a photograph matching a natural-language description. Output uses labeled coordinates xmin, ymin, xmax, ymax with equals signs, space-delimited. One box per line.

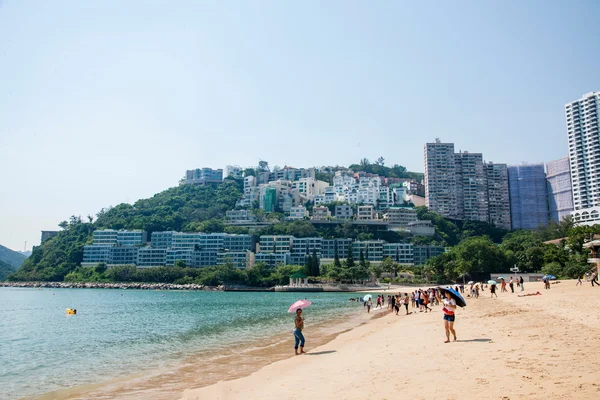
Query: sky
xmin=0 ymin=0 xmax=599 ymax=251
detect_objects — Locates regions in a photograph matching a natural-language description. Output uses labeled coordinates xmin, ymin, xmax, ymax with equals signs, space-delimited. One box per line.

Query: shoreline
xmin=29 ymin=300 xmax=389 ymax=400
xmin=1 ymin=281 xmax=447 ymax=293
xmin=0 ymin=281 xmax=403 ymax=293
xmin=180 ymin=279 xmax=600 ymax=400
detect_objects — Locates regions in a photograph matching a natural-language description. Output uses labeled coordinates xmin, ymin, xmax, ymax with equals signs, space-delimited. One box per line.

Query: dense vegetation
xmin=423 ymin=218 xmax=595 ymax=283
xmin=348 ymin=157 xmax=424 ymax=181
xmin=0 ymin=244 xmax=27 ymax=268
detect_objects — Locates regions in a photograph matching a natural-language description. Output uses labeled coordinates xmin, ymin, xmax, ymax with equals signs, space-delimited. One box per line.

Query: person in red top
xmin=442 ymin=291 xmax=457 ymax=343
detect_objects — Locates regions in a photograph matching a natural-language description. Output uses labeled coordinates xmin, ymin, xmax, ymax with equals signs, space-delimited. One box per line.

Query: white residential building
xmin=312 ymin=206 xmax=331 ymax=220
xmin=335 ymin=204 xmax=353 ymax=219
xmin=425 ymin=140 xmax=458 ymax=219
xmin=356 ymin=205 xmax=375 ymax=220
xmin=288 ymin=205 xmax=309 ymax=220
xmin=386 ymin=207 xmax=418 ymax=226
xmin=225 ymin=165 xmax=243 ymax=179
xmin=567 ymin=92 xmax=600 ymax=225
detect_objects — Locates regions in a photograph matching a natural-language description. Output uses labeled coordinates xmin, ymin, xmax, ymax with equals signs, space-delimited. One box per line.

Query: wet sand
xmin=182 ymin=280 xmax=600 ymax=400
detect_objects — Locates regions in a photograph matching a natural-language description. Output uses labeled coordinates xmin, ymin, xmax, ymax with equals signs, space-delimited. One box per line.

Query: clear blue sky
xmin=0 ymin=0 xmax=599 ymax=251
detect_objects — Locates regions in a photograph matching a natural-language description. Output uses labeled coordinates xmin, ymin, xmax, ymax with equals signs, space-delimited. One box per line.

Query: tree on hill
xmin=348 ymin=158 xmax=423 ymax=181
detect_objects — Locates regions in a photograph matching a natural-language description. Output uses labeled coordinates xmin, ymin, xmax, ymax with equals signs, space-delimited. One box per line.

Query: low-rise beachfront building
xmin=254 ymin=252 xmax=291 ymax=266
xmin=93 ymin=230 xmax=119 ymax=245
xmin=137 ymin=248 xmax=168 ymax=267
xmin=383 ymin=243 xmax=414 ymax=264
xmin=321 ymin=238 xmax=354 ymax=259
xmin=259 ymin=236 xmax=293 ymax=253
xmin=150 ymin=231 xmax=174 ymax=248
xmin=413 ymin=245 xmax=446 ymax=265
xmin=352 ymin=240 xmax=384 ymax=261
xmin=216 ymin=251 xmax=253 ymax=269
xmin=82 ymin=245 xmax=112 ymax=265
xmin=116 ymin=230 xmax=147 ymax=246
xmin=110 ymin=247 xmax=139 ymax=265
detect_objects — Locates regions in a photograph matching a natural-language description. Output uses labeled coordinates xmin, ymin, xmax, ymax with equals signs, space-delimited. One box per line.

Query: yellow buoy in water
xmin=66 ymin=308 xmax=76 ymax=315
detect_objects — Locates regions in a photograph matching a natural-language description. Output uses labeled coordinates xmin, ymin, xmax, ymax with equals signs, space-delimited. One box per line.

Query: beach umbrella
xmin=467 ymin=281 xmax=474 ymax=285
xmin=487 ymin=280 xmax=497 ymax=285
xmin=439 ymin=287 xmax=467 ymax=308
xmin=363 ymin=294 xmax=372 ymax=301
xmin=288 ymin=299 xmax=312 ymax=313
xmin=497 ymin=276 xmax=505 ymax=280
xmin=547 ymin=274 xmax=557 ymax=280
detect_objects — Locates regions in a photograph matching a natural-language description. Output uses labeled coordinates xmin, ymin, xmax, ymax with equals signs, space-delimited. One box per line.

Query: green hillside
xmin=9 ymin=181 xmax=243 ymax=282
xmin=0 ymin=244 xmax=27 ymax=268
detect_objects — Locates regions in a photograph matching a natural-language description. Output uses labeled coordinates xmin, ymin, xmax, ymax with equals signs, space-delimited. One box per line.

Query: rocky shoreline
xmin=0 ymin=281 xmax=219 ymax=291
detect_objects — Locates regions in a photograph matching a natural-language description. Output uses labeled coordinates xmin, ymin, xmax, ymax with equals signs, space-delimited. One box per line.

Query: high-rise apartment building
xmin=455 ymin=151 xmax=488 ymax=222
xmin=566 ymin=92 xmax=600 ymax=225
xmin=508 ymin=164 xmax=549 ymax=229
xmin=484 ymin=162 xmax=511 ymax=229
xmin=546 ymin=157 xmax=574 ymax=223
xmin=424 ymin=140 xmax=458 ymax=219
xmin=425 ymin=140 xmax=510 ymax=228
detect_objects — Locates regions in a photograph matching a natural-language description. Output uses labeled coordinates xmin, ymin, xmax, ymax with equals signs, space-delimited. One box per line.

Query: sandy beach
xmin=182 ymin=280 xmax=600 ymax=400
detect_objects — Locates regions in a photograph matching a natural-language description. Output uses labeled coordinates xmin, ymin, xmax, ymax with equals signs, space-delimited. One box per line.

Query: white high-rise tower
xmin=567 ymin=92 xmax=600 ymax=225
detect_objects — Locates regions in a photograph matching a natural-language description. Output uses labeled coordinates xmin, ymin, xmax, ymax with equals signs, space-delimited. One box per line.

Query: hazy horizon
xmin=1 ymin=1 xmax=599 ymax=251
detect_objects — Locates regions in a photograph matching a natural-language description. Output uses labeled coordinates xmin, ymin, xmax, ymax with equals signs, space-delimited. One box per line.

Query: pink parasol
xmin=288 ymin=299 xmax=312 ymax=313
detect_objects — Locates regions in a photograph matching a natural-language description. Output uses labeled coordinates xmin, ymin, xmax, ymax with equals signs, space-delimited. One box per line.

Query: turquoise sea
xmin=0 ymin=288 xmax=360 ymax=399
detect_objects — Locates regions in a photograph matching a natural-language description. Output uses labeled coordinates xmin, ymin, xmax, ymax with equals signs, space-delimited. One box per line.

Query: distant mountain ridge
xmin=0 ymin=260 xmax=17 ymax=281
xmin=0 ymin=244 xmax=27 ymax=268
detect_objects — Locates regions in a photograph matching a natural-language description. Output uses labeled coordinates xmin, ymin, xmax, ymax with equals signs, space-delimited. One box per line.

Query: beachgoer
xmin=404 ymin=293 xmax=410 ymax=314
xmin=422 ymin=291 xmax=432 ymax=313
xmin=442 ymin=291 xmax=457 ymax=343
xmin=501 ymin=279 xmax=507 ymax=293
xmin=490 ymin=284 xmax=497 ymax=298
xmin=590 ymin=272 xmax=600 ymax=286
xmin=367 ymin=299 xmax=372 ymax=313
xmin=519 ymin=276 xmax=524 ymax=291
xmin=576 ymin=275 xmax=583 ymax=286
xmin=509 ymin=278 xmax=514 ymax=293
xmin=293 ymin=309 xmax=306 ymax=355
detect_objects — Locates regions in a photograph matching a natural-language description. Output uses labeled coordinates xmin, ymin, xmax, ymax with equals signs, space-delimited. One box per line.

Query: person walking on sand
xmin=501 ymin=278 xmax=507 ymax=293
xmin=404 ymin=293 xmax=410 ymax=315
xmin=490 ymin=283 xmax=497 ymax=298
xmin=442 ymin=291 xmax=457 ymax=343
xmin=520 ymin=276 xmax=524 ymax=291
xmin=509 ymin=277 xmax=514 ymax=293
xmin=591 ymin=272 xmax=600 ymax=287
xmin=422 ymin=291 xmax=432 ymax=313
xmin=577 ymin=275 xmax=583 ymax=286
xmin=293 ymin=309 xmax=306 ymax=355
xmin=366 ymin=298 xmax=372 ymax=313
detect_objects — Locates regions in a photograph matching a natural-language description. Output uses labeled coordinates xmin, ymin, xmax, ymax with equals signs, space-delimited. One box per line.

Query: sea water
xmin=0 ymin=288 xmax=359 ymax=399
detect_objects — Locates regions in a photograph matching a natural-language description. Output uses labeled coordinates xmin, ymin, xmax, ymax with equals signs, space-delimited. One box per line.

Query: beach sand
xmin=182 ymin=280 xmax=600 ymax=400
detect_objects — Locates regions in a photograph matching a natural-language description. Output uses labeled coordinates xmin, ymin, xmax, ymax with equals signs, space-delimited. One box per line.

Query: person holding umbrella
xmin=442 ymin=290 xmax=458 ymax=343
xmin=288 ymin=299 xmax=311 ymax=355
xmin=293 ymin=309 xmax=306 ymax=355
